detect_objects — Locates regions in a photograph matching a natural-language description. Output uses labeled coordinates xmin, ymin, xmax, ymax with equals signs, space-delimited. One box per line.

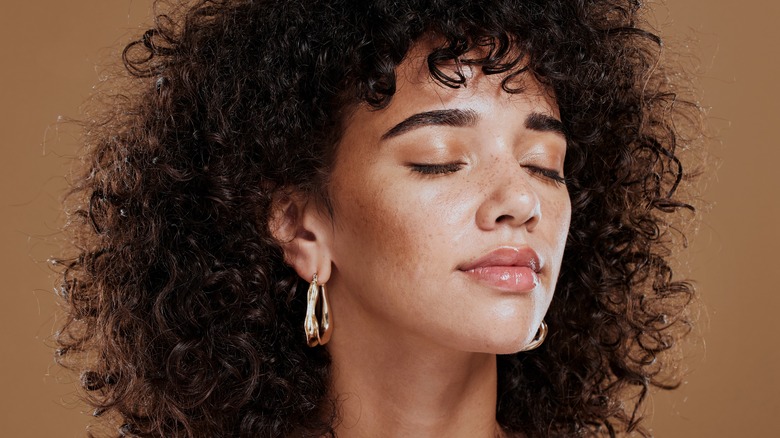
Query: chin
xmin=464 ymin=313 xmax=545 ymax=355
xmin=462 ymin=328 xmax=538 ymax=355
xmin=481 ymin=339 xmax=532 ymax=355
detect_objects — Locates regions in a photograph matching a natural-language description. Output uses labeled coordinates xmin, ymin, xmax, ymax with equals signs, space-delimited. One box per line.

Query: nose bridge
xmin=476 ymin=149 xmax=541 ymax=230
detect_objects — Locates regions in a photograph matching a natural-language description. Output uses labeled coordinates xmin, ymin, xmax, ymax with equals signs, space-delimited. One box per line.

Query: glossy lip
xmin=458 ymin=246 xmax=542 ymax=273
xmin=458 ymin=246 xmax=542 ymax=293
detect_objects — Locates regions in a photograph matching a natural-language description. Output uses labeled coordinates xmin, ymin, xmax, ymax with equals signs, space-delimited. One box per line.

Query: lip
xmin=458 ymin=247 xmax=542 ymax=293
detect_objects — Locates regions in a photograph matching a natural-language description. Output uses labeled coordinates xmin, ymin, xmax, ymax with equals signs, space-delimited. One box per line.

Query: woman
xmin=55 ymin=0 xmax=701 ymax=436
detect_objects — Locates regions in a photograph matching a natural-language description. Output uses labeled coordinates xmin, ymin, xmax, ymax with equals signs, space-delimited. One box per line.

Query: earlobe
xmin=268 ymin=190 xmax=333 ymax=283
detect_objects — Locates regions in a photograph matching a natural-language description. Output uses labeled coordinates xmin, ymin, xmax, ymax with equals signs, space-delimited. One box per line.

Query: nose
xmin=475 ymin=158 xmax=541 ymax=232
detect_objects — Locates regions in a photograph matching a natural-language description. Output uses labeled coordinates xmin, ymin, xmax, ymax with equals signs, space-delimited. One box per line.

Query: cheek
xmin=331 ymin=175 xmax=472 ymax=277
xmin=332 ymin=179 xmax=422 ymax=273
xmin=550 ymin=193 xmax=572 ymax=238
xmin=543 ymin=191 xmax=572 ymax=270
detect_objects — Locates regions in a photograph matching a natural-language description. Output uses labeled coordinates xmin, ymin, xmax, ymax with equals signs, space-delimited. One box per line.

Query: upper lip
xmin=458 ymin=246 xmax=542 ymax=273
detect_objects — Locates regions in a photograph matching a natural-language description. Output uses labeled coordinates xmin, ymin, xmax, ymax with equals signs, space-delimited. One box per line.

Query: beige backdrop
xmin=1 ymin=1 xmax=776 ymax=436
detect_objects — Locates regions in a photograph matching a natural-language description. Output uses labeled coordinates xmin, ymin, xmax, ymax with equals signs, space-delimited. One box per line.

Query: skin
xmin=273 ymin=40 xmax=571 ymax=438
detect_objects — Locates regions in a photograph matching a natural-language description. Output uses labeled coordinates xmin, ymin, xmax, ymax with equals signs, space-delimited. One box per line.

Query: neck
xmin=326 ymin=313 xmax=504 ymax=438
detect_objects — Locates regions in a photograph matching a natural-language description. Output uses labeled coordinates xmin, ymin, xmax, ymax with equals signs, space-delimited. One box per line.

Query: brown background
xmin=1 ymin=1 xmax=776 ymax=436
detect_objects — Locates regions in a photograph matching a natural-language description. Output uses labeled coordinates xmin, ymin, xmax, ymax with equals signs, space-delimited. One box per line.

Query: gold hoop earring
xmin=304 ymin=274 xmax=332 ymax=347
xmin=521 ymin=320 xmax=547 ymax=352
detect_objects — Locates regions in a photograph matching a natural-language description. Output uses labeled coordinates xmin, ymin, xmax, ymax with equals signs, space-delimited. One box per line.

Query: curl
xmin=56 ymin=0 xmax=703 ymax=436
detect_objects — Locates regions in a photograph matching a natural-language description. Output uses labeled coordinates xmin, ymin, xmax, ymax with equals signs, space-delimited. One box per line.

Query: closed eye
xmin=409 ymin=162 xmax=464 ymax=175
xmin=525 ymin=166 xmax=567 ymax=185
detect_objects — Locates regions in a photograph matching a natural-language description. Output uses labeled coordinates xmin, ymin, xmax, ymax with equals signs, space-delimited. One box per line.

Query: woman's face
xmin=323 ymin=45 xmax=571 ymax=354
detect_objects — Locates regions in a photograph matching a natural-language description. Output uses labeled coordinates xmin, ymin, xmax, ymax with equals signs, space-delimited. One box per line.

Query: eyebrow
xmin=381 ymin=109 xmax=479 ymax=141
xmin=524 ymin=112 xmax=566 ymax=137
xmin=380 ymin=108 xmax=566 ymax=141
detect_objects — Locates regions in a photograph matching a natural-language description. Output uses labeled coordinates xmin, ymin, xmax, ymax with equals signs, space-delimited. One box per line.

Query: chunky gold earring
xmin=317 ymin=279 xmax=332 ymax=345
xmin=521 ymin=320 xmax=548 ymax=352
xmin=304 ymin=274 xmax=332 ymax=347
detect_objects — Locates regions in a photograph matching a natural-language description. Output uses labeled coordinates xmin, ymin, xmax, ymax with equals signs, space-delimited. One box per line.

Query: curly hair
xmin=54 ymin=0 xmax=701 ymax=436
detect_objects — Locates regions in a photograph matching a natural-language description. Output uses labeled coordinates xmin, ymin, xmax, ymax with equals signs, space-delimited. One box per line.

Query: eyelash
xmin=409 ymin=162 xmax=567 ymax=185
xmin=409 ymin=163 xmax=464 ymax=175
xmin=526 ymin=166 xmax=567 ymax=185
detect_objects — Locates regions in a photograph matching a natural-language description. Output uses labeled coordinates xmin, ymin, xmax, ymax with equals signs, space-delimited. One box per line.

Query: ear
xmin=268 ymin=190 xmax=333 ymax=283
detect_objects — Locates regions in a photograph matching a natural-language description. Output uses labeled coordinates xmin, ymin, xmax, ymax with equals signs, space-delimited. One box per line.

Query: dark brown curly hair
xmin=54 ymin=0 xmax=702 ymax=436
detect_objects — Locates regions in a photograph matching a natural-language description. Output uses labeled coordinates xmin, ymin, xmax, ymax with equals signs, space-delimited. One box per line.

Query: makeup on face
xmin=458 ymin=246 xmax=541 ymax=294
xmin=323 ymin=42 xmax=571 ymax=355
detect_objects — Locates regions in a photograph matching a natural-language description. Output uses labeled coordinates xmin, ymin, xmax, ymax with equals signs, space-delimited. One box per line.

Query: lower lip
xmin=461 ymin=266 xmax=539 ymax=293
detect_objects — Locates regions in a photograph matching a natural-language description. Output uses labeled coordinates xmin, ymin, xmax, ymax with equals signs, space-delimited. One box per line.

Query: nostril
xmin=496 ymin=214 xmax=514 ymax=223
